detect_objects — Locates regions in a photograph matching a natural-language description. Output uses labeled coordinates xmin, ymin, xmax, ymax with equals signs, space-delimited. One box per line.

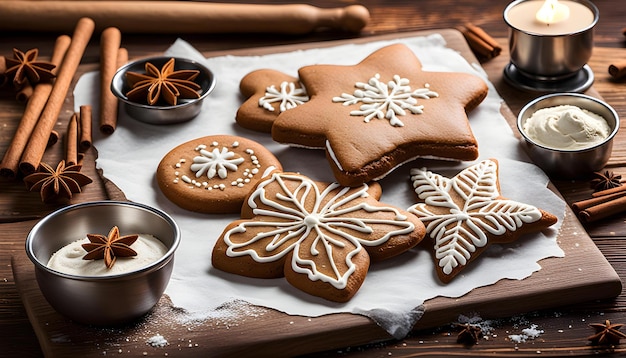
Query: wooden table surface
xmin=2 ymin=0 xmax=626 ymax=356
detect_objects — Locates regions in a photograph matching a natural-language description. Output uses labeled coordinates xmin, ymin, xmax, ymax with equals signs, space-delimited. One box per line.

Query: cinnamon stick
xmin=0 ymin=34 xmax=71 ymax=179
xmin=15 ymin=83 xmax=33 ymax=103
xmin=99 ymin=27 xmax=121 ymax=135
xmin=608 ymin=60 xmax=626 ymax=80
xmin=578 ymin=195 xmax=626 ymax=223
xmin=66 ymin=113 xmax=78 ymax=166
xmin=459 ymin=23 xmax=502 ymax=60
xmin=117 ymin=47 xmax=128 ymax=68
xmin=79 ymin=105 xmax=93 ymax=151
xmin=19 ymin=17 xmax=95 ymax=175
xmin=48 ymin=130 xmax=59 ymax=147
xmin=0 ymin=56 xmax=7 ymax=87
xmin=572 ymin=190 xmax=626 ymax=211
xmin=591 ymin=184 xmax=626 ymax=198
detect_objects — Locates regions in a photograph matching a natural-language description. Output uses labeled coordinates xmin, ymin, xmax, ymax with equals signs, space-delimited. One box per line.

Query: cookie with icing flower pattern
xmin=407 ymin=158 xmax=557 ymax=283
xmin=236 ymin=69 xmax=309 ymax=133
xmin=271 ymin=43 xmax=488 ymax=186
xmin=212 ymin=171 xmax=425 ymax=302
xmin=156 ymin=135 xmax=282 ymax=214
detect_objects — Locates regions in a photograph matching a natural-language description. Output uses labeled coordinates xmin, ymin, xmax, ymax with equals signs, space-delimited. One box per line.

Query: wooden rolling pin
xmin=0 ymin=1 xmax=370 ymax=34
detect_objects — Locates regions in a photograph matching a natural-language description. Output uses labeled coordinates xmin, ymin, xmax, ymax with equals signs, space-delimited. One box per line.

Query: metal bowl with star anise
xmin=111 ymin=56 xmax=216 ymax=124
xmin=517 ymin=93 xmax=619 ymax=179
xmin=25 ymin=201 xmax=180 ymax=325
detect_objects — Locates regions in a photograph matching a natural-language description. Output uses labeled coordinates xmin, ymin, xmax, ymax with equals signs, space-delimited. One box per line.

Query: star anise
xmin=82 ymin=226 xmax=139 ymax=269
xmin=590 ymin=170 xmax=622 ymax=192
xmin=5 ymin=48 xmax=56 ymax=87
xmin=588 ymin=319 xmax=626 ymax=346
xmin=455 ymin=323 xmax=483 ymax=345
xmin=125 ymin=58 xmax=201 ymax=106
xmin=23 ymin=160 xmax=92 ymax=203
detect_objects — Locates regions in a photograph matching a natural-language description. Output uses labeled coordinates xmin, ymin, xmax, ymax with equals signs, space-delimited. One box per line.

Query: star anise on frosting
xmin=455 ymin=323 xmax=483 ymax=345
xmin=23 ymin=160 xmax=92 ymax=203
xmin=590 ymin=170 xmax=622 ymax=192
xmin=5 ymin=48 xmax=56 ymax=87
xmin=82 ymin=226 xmax=139 ymax=269
xmin=125 ymin=57 xmax=201 ymax=106
xmin=588 ymin=319 xmax=626 ymax=346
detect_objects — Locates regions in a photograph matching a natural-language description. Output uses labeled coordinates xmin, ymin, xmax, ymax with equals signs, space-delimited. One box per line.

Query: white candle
xmin=505 ymin=0 xmax=595 ymax=35
xmin=535 ymin=0 xmax=570 ymax=24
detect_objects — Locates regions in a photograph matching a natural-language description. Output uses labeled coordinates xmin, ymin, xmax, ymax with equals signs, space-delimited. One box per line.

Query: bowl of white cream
xmin=517 ymin=93 xmax=619 ymax=178
xmin=25 ymin=201 xmax=180 ymax=325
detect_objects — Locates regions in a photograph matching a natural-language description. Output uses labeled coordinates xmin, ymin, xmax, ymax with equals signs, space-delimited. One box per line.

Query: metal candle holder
xmin=503 ymin=0 xmax=599 ymax=93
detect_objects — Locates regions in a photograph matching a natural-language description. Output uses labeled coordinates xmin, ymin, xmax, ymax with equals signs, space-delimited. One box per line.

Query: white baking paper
xmin=73 ymin=34 xmax=565 ymax=339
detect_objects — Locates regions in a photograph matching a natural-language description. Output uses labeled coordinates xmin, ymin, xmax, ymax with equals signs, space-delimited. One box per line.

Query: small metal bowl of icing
xmin=111 ymin=56 xmax=216 ymax=124
xmin=517 ymin=93 xmax=619 ymax=179
xmin=25 ymin=201 xmax=180 ymax=325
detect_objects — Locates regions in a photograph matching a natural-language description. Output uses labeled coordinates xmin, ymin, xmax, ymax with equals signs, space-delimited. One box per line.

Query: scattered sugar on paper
xmin=508 ymin=324 xmax=544 ymax=343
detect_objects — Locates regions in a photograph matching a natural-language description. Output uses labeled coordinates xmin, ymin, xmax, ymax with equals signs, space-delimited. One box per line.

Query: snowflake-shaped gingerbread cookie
xmin=236 ymin=69 xmax=309 ymax=133
xmin=212 ymin=171 xmax=425 ymax=302
xmin=407 ymin=159 xmax=558 ymax=283
xmin=156 ymin=135 xmax=283 ymax=214
xmin=271 ymin=43 xmax=488 ymax=186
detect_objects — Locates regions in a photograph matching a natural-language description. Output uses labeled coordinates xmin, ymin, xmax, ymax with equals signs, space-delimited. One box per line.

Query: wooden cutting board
xmin=11 ymin=29 xmax=622 ymax=357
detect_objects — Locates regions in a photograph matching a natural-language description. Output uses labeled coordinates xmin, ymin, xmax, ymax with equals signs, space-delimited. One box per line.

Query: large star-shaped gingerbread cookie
xmin=407 ymin=159 xmax=557 ymax=283
xmin=271 ymin=43 xmax=488 ymax=186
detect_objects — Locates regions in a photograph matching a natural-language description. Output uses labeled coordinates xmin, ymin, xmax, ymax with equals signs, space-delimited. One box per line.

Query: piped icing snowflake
xmin=212 ymin=172 xmax=423 ymax=302
xmin=333 ymin=73 xmax=439 ymax=127
xmin=259 ymin=81 xmax=309 ymax=112
xmin=191 ymin=146 xmax=245 ymax=179
xmin=407 ymin=159 xmax=556 ymax=283
xmin=172 ymin=141 xmax=262 ymax=191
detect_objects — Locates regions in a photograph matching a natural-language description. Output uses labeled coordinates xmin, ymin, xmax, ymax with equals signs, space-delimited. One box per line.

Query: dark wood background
xmin=2 ymin=0 xmax=626 ymax=356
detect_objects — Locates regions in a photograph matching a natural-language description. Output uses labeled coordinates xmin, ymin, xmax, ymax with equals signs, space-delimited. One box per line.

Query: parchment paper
xmin=73 ymin=34 xmax=565 ymax=339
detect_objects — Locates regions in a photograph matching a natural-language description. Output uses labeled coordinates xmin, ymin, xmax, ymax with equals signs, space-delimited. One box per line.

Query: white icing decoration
xmin=259 ymin=81 xmax=309 ymax=112
xmin=333 ymin=73 xmax=439 ymax=127
xmin=190 ymin=147 xmax=245 ymax=179
xmin=407 ymin=159 xmax=543 ymax=276
xmin=222 ymin=172 xmax=415 ymax=290
xmin=325 ymin=140 xmax=343 ymax=171
xmin=171 ymin=142 xmax=267 ymax=192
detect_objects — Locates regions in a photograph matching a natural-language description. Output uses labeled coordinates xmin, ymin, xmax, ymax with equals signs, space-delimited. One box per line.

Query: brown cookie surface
xmin=212 ymin=171 xmax=425 ymax=302
xmin=236 ymin=69 xmax=309 ymax=133
xmin=156 ymin=135 xmax=282 ymax=214
xmin=408 ymin=158 xmax=558 ymax=283
xmin=271 ymin=43 xmax=488 ymax=186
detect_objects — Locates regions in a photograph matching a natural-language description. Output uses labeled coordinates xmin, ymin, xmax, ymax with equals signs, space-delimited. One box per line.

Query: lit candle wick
xmin=536 ymin=0 xmax=570 ymax=25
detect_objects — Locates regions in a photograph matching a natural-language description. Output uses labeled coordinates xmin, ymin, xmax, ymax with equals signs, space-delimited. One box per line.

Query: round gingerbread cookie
xmin=156 ymin=135 xmax=282 ymax=214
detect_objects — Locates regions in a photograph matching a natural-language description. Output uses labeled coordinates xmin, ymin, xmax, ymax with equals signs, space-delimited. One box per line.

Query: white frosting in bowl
xmin=522 ymin=105 xmax=610 ymax=150
xmin=47 ymin=234 xmax=168 ymax=276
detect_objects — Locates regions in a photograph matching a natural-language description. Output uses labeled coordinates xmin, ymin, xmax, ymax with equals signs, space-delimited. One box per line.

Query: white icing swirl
xmin=222 ymin=172 xmax=415 ymax=289
xmin=522 ymin=105 xmax=610 ymax=150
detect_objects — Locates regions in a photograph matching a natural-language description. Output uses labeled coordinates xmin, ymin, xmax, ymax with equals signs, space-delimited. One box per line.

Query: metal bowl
xmin=25 ymin=201 xmax=180 ymax=325
xmin=111 ymin=56 xmax=216 ymax=124
xmin=517 ymin=93 xmax=619 ymax=179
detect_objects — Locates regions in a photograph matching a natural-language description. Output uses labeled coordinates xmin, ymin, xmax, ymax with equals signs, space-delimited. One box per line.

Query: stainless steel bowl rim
xmin=517 ymin=92 xmax=620 ymax=153
xmin=25 ymin=200 xmax=180 ymax=281
xmin=503 ymin=0 xmax=599 ymax=36
xmin=110 ymin=56 xmax=216 ymax=110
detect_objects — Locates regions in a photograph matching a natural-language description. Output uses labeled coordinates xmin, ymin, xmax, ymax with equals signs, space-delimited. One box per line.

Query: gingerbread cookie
xmin=407 ymin=159 xmax=558 ymax=283
xmin=156 ymin=135 xmax=282 ymax=214
xmin=212 ymin=171 xmax=425 ymax=302
xmin=271 ymin=43 xmax=488 ymax=186
xmin=236 ymin=69 xmax=309 ymax=133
